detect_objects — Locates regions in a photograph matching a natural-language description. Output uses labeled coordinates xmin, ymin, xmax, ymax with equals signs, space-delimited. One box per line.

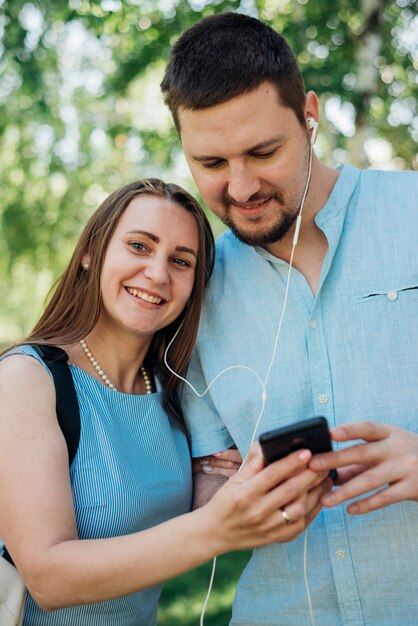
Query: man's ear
xmin=304 ymin=90 xmax=319 ymax=125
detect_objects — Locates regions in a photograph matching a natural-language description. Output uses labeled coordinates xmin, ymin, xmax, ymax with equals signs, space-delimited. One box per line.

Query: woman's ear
xmin=81 ymin=253 xmax=91 ymax=270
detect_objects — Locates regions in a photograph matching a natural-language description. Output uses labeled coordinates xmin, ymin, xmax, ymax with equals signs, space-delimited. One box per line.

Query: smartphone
xmin=259 ymin=417 xmax=336 ymax=480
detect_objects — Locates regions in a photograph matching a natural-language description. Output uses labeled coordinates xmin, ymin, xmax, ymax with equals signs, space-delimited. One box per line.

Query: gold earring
xmin=83 ymin=263 xmax=89 ymax=269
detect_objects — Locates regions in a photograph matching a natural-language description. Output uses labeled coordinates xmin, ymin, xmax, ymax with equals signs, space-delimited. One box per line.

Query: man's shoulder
xmin=356 ymin=169 xmax=418 ymax=225
xmin=357 ymin=167 xmax=418 ymax=194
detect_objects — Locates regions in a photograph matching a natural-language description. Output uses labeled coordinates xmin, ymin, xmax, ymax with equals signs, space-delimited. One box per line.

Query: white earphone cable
xmin=164 ymin=144 xmax=315 ymax=626
xmin=199 ymin=556 xmax=217 ymax=626
xmin=304 ymin=528 xmax=317 ymax=626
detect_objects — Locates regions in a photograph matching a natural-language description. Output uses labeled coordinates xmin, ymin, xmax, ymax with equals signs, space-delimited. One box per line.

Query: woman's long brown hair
xmin=6 ymin=179 xmax=215 ymax=431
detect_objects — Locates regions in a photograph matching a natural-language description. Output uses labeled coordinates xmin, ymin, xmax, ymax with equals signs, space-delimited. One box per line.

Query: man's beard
xmin=221 ymin=192 xmax=299 ymax=247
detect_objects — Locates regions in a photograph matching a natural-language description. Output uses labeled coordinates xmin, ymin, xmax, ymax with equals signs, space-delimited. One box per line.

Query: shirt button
xmin=310 ymin=320 xmax=318 ymax=329
xmin=335 ymin=549 xmax=345 ymax=560
xmin=319 ymin=394 xmax=328 ymax=404
xmin=387 ymin=290 xmax=398 ymax=301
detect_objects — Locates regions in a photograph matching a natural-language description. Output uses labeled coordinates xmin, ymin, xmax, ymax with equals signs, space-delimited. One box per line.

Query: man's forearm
xmin=193 ymin=471 xmax=228 ymax=509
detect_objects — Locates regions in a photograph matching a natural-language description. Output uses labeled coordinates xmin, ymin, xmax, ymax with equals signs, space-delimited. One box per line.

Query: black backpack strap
xmin=31 ymin=345 xmax=81 ymax=467
xmin=2 ymin=344 xmax=81 ymax=566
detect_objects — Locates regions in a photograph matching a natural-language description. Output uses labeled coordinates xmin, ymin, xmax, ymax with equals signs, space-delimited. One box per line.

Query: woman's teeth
xmin=126 ymin=287 xmax=162 ymax=304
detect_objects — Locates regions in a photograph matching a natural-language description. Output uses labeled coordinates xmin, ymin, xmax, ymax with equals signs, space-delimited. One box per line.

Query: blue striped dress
xmin=2 ymin=345 xmax=192 ymax=626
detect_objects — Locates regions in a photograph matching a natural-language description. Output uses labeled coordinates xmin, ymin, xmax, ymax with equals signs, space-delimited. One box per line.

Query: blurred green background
xmin=1 ymin=0 xmax=417 ymax=346
xmin=158 ymin=551 xmax=251 ymax=625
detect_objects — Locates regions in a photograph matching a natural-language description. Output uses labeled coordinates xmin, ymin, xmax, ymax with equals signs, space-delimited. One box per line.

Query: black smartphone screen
xmin=259 ymin=417 xmax=335 ymax=478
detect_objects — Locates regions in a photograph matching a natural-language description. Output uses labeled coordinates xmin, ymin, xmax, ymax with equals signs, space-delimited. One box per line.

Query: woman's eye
xmin=173 ymin=258 xmax=190 ymax=267
xmin=130 ymin=241 xmax=146 ymax=252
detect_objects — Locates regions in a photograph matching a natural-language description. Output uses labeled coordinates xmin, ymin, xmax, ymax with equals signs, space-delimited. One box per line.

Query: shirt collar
xmin=254 ymin=164 xmax=361 ymax=265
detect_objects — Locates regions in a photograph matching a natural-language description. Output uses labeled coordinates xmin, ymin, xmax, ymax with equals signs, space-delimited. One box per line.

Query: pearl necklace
xmin=79 ymin=339 xmax=153 ymax=394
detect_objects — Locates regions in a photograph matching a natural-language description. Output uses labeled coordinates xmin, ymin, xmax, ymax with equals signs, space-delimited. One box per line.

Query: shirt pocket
xmin=349 ymin=283 xmax=418 ymax=304
xmin=344 ymin=282 xmax=418 ymax=423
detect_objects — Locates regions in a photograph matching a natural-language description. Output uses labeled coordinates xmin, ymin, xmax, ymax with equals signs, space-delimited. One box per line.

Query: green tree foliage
xmin=260 ymin=0 xmax=418 ymax=168
xmin=0 ymin=0 xmax=417 ymax=341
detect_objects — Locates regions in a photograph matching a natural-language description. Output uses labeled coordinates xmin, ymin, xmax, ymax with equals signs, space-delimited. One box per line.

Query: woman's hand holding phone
xmin=203 ymin=442 xmax=332 ymax=554
xmin=259 ymin=417 xmax=336 ymax=481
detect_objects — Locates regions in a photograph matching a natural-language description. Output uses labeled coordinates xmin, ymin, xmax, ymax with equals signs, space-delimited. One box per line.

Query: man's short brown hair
xmin=161 ymin=12 xmax=306 ymax=131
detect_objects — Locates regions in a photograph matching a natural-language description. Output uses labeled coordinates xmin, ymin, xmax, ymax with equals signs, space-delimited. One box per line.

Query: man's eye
xmin=202 ymin=160 xmax=224 ymax=169
xmin=253 ymin=150 xmax=276 ymax=159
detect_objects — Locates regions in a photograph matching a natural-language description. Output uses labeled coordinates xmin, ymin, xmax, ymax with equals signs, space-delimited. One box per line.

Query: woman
xmin=0 ymin=179 xmax=328 ymax=625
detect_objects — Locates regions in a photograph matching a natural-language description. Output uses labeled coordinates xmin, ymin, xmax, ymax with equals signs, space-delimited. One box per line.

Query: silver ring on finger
xmin=281 ymin=507 xmax=292 ymax=525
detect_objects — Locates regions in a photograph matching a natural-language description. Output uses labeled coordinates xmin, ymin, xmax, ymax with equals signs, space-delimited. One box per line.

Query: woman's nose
xmin=143 ymin=257 xmax=170 ymax=284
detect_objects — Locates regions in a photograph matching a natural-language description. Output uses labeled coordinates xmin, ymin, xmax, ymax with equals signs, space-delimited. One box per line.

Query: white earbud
xmin=307 ymin=117 xmax=318 ymax=145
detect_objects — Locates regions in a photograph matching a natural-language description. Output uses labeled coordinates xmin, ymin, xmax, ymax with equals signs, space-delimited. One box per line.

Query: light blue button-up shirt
xmin=182 ymin=165 xmax=418 ymax=626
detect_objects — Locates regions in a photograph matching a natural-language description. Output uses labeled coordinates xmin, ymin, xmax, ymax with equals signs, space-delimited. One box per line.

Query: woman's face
xmin=96 ymin=194 xmax=199 ymax=340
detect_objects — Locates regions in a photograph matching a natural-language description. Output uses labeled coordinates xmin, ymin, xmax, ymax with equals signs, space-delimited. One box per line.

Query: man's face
xmin=179 ymin=81 xmax=310 ymax=247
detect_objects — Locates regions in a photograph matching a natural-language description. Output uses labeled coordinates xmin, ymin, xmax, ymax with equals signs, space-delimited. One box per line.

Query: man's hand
xmin=309 ymin=422 xmax=418 ymax=514
xmin=192 ymin=448 xmax=242 ymax=478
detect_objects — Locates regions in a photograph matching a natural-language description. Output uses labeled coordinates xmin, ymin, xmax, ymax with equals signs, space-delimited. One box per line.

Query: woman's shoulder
xmin=0 ymin=345 xmax=53 ymax=389
xmin=0 ymin=344 xmax=58 ymax=438
xmin=2 ymin=343 xmax=45 ymax=358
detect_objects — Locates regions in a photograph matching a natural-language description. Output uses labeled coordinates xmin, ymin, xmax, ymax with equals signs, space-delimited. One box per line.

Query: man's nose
xmin=227 ymin=164 xmax=261 ymax=204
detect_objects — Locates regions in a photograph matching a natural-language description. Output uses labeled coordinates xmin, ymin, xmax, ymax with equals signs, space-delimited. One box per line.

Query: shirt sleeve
xmin=181 ymin=348 xmax=234 ymax=457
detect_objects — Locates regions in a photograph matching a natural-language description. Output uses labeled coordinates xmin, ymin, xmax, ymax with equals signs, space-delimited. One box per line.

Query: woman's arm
xmin=0 ymin=355 xmax=330 ymax=611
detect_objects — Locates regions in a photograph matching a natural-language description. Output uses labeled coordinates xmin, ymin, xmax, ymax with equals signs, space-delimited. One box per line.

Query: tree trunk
xmin=349 ymin=0 xmax=388 ymax=167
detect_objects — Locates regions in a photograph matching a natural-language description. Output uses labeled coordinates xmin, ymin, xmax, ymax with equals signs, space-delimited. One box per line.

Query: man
xmin=161 ymin=12 xmax=418 ymax=626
